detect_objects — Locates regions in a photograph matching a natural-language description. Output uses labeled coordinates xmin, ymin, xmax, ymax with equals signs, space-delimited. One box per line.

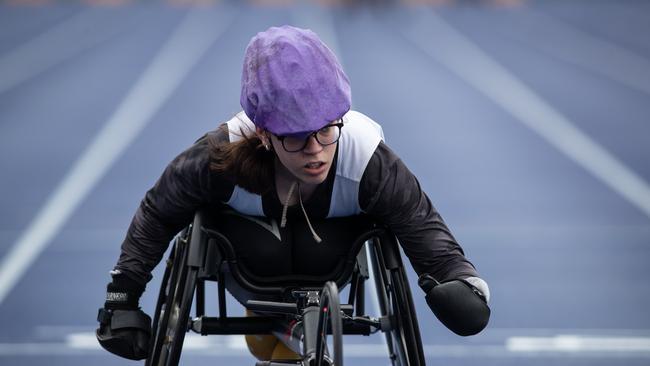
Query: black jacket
xmin=115 ymin=123 xmax=478 ymax=286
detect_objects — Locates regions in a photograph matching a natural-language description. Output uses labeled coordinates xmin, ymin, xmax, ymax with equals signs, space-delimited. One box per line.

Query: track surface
xmin=1 ymin=1 xmax=649 ymax=365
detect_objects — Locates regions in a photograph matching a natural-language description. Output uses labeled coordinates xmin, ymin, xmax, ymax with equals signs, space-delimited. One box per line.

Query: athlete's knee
xmin=245 ymin=333 xmax=279 ymax=361
xmin=245 ymin=310 xmax=278 ymax=360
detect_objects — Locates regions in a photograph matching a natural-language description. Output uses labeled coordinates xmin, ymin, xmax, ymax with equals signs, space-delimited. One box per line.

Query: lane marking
xmin=0 ymin=7 xmax=236 ymax=305
xmin=401 ymin=9 xmax=650 ymax=219
xmin=507 ymin=335 xmax=650 ymax=352
xmin=62 ymin=332 xmax=650 ymax=355
xmin=2 ymin=332 xmax=650 ymax=357
xmin=517 ymin=9 xmax=650 ymax=95
xmin=0 ymin=8 xmax=133 ymax=94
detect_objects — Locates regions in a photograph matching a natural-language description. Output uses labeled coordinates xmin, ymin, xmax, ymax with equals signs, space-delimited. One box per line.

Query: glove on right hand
xmin=419 ymin=274 xmax=490 ymax=336
xmin=96 ymin=308 xmax=151 ymax=360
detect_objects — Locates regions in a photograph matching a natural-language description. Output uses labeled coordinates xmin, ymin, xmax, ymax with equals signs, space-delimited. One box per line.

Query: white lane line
xmin=59 ymin=332 xmax=650 ymax=354
xmin=0 ymin=8 xmax=132 ymax=94
xmin=401 ymin=10 xmax=650 ymax=220
xmin=507 ymin=335 xmax=650 ymax=352
xmin=0 ymin=7 xmax=236 ymax=305
xmin=517 ymin=9 xmax=650 ymax=95
xmin=2 ymin=332 xmax=650 ymax=357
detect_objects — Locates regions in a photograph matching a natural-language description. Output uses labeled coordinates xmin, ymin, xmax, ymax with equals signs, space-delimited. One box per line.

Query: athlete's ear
xmin=255 ymin=127 xmax=270 ymax=146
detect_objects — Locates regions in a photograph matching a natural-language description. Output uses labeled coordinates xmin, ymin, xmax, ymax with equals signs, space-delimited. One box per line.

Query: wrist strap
xmin=105 ymin=280 xmax=142 ymax=310
xmin=97 ymin=308 xmax=113 ymax=325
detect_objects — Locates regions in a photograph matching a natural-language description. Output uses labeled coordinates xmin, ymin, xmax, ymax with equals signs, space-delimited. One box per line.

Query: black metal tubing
xmin=244 ymin=299 xmax=354 ymax=317
xmin=246 ymin=300 xmax=299 ymax=315
xmin=301 ymin=306 xmax=320 ymax=359
xmin=378 ymin=232 xmax=401 ymax=270
xmin=347 ymin=271 xmax=359 ymax=309
xmin=200 ymin=238 xmax=220 ymax=278
xmin=194 ymin=316 xmax=278 ymax=335
xmin=201 ymin=224 xmax=386 ymax=296
xmin=218 ymin=271 xmax=226 ymax=320
xmin=187 ymin=212 xmax=205 ymax=268
xmin=193 ymin=316 xmax=374 ymax=336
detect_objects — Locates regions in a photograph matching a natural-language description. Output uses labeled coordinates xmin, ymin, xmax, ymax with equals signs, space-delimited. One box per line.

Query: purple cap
xmin=240 ymin=25 xmax=351 ymax=137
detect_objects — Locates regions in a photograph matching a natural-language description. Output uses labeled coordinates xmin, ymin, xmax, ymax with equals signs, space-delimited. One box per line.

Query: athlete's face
xmin=257 ymin=126 xmax=338 ymax=186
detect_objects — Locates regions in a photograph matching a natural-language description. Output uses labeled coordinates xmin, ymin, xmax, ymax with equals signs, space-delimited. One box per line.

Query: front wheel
xmin=369 ymin=243 xmax=425 ymax=366
xmin=314 ymin=281 xmax=343 ymax=366
xmin=147 ymin=231 xmax=198 ymax=366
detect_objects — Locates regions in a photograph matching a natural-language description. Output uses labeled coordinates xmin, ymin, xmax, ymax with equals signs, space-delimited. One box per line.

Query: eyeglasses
xmin=274 ymin=121 xmax=344 ymax=153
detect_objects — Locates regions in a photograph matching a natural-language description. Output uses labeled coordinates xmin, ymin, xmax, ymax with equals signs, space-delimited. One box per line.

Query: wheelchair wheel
xmin=147 ymin=231 xmax=198 ymax=366
xmin=369 ymin=244 xmax=425 ymax=366
xmin=314 ymin=281 xmax=343 ymax=366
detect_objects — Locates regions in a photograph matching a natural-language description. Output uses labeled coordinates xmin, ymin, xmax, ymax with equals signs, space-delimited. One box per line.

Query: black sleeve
xmin=359 ymin=141 xmax=478 ymax=283
xmin=114 ymin=128 xmax=233 ymax=286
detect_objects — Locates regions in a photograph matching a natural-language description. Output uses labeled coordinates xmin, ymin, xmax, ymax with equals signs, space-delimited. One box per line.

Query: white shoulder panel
xmin=225 ymin=111 xmax=256 ymax=143
xmin=223 ymin=112 xmax=264 ymax=216
xmin=225 ymin=185 xmax=264 ymax=216
xmin=328 ymin=111 xmax=384 ymax=217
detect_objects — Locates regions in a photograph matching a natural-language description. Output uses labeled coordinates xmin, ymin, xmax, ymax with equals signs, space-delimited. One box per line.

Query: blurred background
xmin=1 ymin=0 xmax=649 ymax=365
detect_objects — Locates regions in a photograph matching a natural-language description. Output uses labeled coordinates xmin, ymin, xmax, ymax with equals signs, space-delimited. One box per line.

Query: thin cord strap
xmin=297 ymin=182 xmax=322 ymax=243
xmin=280 ymin=180 xmax=297 ymax=228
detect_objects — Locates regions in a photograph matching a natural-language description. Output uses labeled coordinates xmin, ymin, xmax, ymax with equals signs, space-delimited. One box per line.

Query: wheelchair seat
xmin=197 ymin=207 xmax=379 ymax=303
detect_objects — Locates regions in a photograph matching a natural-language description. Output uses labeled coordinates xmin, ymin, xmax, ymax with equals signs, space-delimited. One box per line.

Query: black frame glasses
xmin=275 ymin=121 xmax=344 ymax=153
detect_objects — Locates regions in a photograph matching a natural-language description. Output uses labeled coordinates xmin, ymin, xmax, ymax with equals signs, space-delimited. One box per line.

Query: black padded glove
xmin=96 ymin=273 xmax=151 ymax=360
xmin=419 ymin=274 xmax=490 ymax=336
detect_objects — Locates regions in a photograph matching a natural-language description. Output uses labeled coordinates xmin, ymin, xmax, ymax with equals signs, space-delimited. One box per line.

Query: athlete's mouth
xmin=305 ymin=162 xmax=325 ymax=169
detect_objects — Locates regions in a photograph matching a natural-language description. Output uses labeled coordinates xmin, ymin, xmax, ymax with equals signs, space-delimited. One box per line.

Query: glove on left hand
xmin=419 ymin=274 xmax=490 ymax=336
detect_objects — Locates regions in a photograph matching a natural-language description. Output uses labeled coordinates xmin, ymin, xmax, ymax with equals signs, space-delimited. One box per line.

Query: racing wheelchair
xmin=145 ymin=208 xmax=426 ymax=366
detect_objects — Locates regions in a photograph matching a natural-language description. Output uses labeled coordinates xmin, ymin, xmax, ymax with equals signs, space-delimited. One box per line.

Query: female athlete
xmin=96 ymin=25 xmax=491 ymax=362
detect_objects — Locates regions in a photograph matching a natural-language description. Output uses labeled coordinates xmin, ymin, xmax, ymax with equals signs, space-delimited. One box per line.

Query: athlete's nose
xmin=302 ymin=135 xmax=323 ymax=154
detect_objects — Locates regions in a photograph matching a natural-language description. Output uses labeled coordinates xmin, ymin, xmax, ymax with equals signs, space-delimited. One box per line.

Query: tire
xmin=369 ymin=243 xmax=425 ymax=366
xmin=315 ymin=281 xmax=343 ymax=366
xmin=147 ymin=231 xmax=198 ymax=366
xmin=162 ymin=265 xmax=197 ymax=366
xmin=147 ymin=238 xmax=183 ymax=366
xmin=147 ymin=247 xmax=173 ymax=366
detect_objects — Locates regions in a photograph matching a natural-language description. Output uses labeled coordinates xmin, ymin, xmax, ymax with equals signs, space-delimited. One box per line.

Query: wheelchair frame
xmin=145 ymin=210 xmax=426 ymax=366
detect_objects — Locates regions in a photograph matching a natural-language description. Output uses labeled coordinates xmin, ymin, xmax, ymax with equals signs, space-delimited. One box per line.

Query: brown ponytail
xmin=209 ymin=126 xmax=274 ymax=195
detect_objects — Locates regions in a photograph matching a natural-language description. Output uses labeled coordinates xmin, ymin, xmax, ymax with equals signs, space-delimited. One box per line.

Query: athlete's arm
xmin=114 ymin=127 xmax=233 ymax=286
xmin=359 ymin=141 xmax=479 ymax=283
